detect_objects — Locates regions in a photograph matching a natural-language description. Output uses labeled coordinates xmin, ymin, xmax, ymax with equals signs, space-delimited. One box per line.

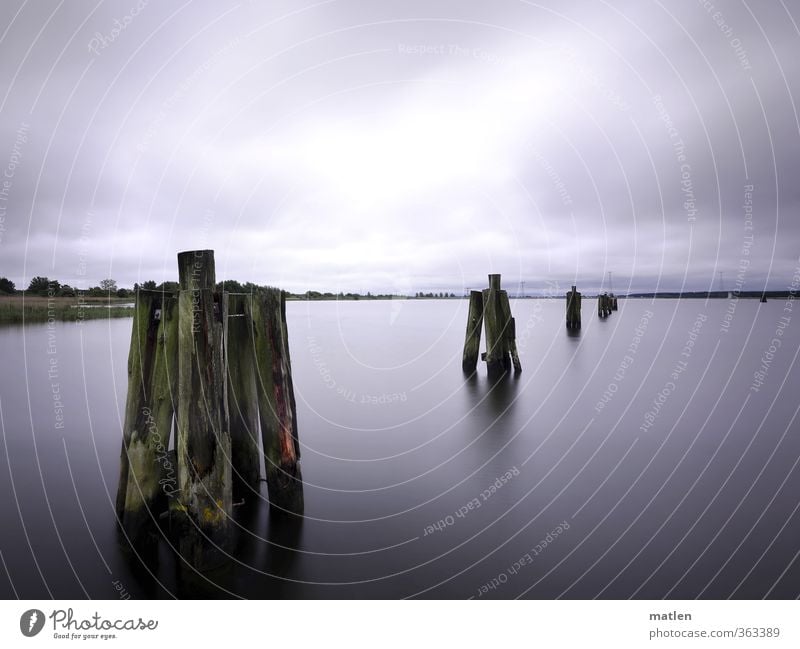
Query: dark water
xmin=1 ymin=297 xmax=799 ymax=599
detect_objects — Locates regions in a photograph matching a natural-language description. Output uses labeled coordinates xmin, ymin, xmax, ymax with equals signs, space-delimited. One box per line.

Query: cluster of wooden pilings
xmin=115 ymin=250 xmax=303 ymax=571
xmin=462 ymin=274 xmax=521 ymax=378
xmin=566 ymin=285 xmax=581 ymax=329
xmin=597 ymin=292 xmax=618 ymax=317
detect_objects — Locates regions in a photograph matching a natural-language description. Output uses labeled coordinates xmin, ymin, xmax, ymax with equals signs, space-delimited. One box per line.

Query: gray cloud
xmin=0 ymin=0 xmax=798 ymax=294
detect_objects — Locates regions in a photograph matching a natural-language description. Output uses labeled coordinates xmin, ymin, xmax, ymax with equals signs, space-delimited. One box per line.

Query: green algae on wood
xmin=224 ymin=292 xmax=261 ymax=494
xmin=462 ymin=290 xmax=484 ymax=374
xmin=175 ymin=250 xmax=232 ymax=570
xmin=115 ymin=290 xmax=178 ymax=548
xmin=252 ymin=288 xmax=304 ymax=515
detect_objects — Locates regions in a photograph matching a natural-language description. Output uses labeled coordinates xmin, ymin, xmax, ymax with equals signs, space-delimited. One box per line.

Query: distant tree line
xmin=0 ymin=276 xmax=133 ymax=298
xmin=0 ymin=276 xmax=462 ymax=300
xmin=414 ymin=292 xmax=457 ymax=298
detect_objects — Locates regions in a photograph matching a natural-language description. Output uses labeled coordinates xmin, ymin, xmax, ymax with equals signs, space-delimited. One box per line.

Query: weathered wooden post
xmin=566 ymin=285 xmax=581 ymax=329
xmin=482 ymin=275 xmax=507 ymax=378
xmin=598 ymin=292 xmax=612 ymax=317
xmin=610 ymin=293 xmax=618 ymax=311
xmin=461 ymin=290 xmax=484 ymax=373
xmin=175 ymin=250 xmax=232 ymax=569
xmin=498 ymin=291 xmax=522 ymax=373
xmin=481 ymin=274 xmax=521 ymax=378
xmin=252 ymin=288 xmax=304 ymax=515
xmin=224 ymin=293 xmax=260 ymax=494
xmin=116 ymin=290 xmax=178 ymax=548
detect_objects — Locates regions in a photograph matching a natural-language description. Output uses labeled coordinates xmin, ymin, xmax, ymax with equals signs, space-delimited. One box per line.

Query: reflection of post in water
xmin=262 ymin=514 xmax=303 ymax=597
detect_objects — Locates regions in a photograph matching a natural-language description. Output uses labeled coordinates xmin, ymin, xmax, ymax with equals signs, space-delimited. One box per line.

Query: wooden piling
xmin=598 ymin=292 xmax=612 ymax=317
xmin=498 ymin=291 xmax=522 ymax=373
xmin=279 ymin=290 xmax=301 ymax=462
xmin=224 ymin=293 xmax=260 ymax=495
xmin=175 ymin=250 xmax=232 ymax=569
xmin=566 ymin=285 xmax=581 ymax=329
xmin=461 ymin=290 xmax=484 ymax=373
xmin=116 ymin=290 xmax=178 ymax=548
xmin=611 ymin=293 xmax=618 ymax=311
xmin=481 ymin=274 xmax=519 ymax=378
xmin=252 ymin=288 xmax=304 ymax=515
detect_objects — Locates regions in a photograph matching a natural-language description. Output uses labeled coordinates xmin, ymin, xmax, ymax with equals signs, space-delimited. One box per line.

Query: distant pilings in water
xmin=598 ymin=293 xmax=613 ymax=318
xmin=462 ymin=274 xmax=521 ymax=378
xmin=566 ymin=285 xmax=581 ymax=329
xmin=116 ymin=249 xmax=303 ymax=571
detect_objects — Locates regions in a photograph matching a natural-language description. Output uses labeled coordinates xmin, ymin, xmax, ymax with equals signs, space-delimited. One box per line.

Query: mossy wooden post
xmin=279 ymin=290 xmax=301 ymax=462
xmin=116 ymin=290 xmax=178 ymax=548
xmin=498 ymin=291 xmax=521 ymax=373
xmin=176 ymin=250 xmax=232 ymax=569
xmin=253 ymin=288 xmax=304 ymax=515
xmin=566 ymin=285 xmax=581 ymax=329
xmin=482 ymin=274 xmax=513 ymax=378
xmin=462 ymin=290 xmax=484 ymax=373
xmin=611 ymin=293 xmax=618 ymax=311
xmin=224 ymin=293 xmax=260 ymax=495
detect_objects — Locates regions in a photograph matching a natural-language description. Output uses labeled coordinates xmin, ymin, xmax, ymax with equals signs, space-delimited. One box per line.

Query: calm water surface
xmin=1 ymin=298 xmax=799 ymax=598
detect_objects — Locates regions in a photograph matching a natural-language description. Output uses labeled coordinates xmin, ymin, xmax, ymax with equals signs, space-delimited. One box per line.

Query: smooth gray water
xmin=1 ymin=297 xmax=799 ymax=598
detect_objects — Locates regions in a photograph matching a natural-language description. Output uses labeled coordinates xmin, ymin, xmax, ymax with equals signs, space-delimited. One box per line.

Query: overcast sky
xmin=0 ymin=0 xmax=798 ymax=294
